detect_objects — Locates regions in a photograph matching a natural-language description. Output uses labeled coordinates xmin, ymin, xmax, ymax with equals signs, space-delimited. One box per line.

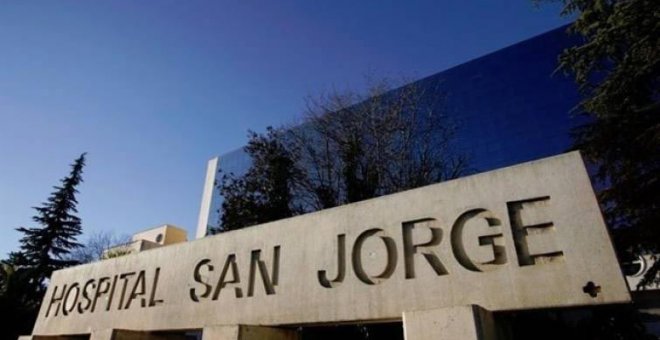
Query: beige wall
xmin=131 ymin=225 xmax=187 ymax=246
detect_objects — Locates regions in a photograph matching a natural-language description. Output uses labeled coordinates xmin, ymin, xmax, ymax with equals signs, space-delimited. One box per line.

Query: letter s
xmin=190 ymin=259 xmax=214 ymax=302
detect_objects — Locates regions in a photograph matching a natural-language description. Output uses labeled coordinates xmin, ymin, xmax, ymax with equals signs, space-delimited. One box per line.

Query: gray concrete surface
xmin=28 ymin=152 xmax=629 ymax=336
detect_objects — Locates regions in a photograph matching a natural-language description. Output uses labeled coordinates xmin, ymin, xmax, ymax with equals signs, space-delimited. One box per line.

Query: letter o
xmin=352 ymin=228 xmax=397 ymax=285
xmin=62 ymin=283 xmax=80 ymax=316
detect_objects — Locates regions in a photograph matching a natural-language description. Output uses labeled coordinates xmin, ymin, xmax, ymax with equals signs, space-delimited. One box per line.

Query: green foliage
xmin=217 ymin=79 xmax=468 ymax=233
xmin=1 ymin=153 xmax=87 ymax=338
xmin=293 ymin=78 xmax=468 ymax=210
xmin=530 ymin=1 xmax=658 ymax=337
xmin=0 ymin=261 xmax=39 ymax=340
xmin=218 ymin=128 xmax=302 ymax=232
xmin=545 ymin=0 xmax=659 ymax=287
xmin=104 ymin=248 xmax=133 ymax=259
xmin=506 ymin=305 xmax=655 ymax=340
xmin=11 ymin=153 xmax=87 ymax=285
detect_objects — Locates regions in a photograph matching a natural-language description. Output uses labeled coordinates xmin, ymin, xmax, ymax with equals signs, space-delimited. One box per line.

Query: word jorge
xmin=45 ymin=267 xmax=164 ymax=317
xmin=318 ymin=196 xmax=564 ymax=287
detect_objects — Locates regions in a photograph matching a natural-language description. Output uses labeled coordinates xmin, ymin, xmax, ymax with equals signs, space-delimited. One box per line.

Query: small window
xmin=155 ymin=233 xmax=163 ymax=243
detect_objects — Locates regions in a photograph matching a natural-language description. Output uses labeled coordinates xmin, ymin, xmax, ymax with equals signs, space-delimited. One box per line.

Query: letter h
xmin=45 ymin=284 xmax=67 ymax=317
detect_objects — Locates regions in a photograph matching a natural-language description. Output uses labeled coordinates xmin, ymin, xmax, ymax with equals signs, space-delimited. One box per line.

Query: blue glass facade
xmin=205 ymin=25 xmax=582 ymax=235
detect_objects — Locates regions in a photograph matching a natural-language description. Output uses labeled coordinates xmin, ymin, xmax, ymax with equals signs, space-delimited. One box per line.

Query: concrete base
xmin=89 ymin=330 xmax=187 ymax=340
xmin=19 ymin=330 xmax=188 ymax=340
xmin=20 ymin=326 xmax=297 ymax=340
xmin=403 ymin=305 xmax=496 ymax=340
xmin=18 ymin=336 xmax=84 ymax=340
xmin=202 ymin=325 xmax=298 ymax=340
xmin=202 ymin=326 xmax=299 ymax=340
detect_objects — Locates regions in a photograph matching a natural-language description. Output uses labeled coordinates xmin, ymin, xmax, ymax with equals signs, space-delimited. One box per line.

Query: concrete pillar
xmin=403 ymin=305 xmax=496 ymax=340
xmin=89 ymin=330 xmax=114 ymax=340
xmin=90 ymin=330 xmax=187 ymax=340
xmin=196 ymin=157 xmax=219 ymax=239
xmin=202 ymin=325 xmax=299 ymax=340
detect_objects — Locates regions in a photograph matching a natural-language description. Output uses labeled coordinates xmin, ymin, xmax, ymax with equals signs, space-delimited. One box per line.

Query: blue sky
xmin=0 ymin=1 xmax=570 ymax=257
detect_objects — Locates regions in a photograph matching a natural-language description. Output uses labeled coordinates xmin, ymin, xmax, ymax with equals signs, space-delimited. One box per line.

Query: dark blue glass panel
xmin=208 ymin=25 xmax=582 ymax=233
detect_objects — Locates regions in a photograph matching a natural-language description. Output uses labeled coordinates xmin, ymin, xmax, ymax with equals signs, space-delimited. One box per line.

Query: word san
xmin=189 ymin=247 xmax=280 ymax=302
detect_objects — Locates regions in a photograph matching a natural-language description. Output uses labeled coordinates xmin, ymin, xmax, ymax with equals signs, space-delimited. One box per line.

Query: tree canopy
xmin=541 ymin=0 xmax=659 ymax=287
xmin=2 ymin=153 xmax=87 ymax=339
xmin=219 ymin=128 xmax=303 ymax=231
xmin=67 ymin=231 xmax=131 ymax=264
xmin=217 ymin=78 xmax=469 ymax=232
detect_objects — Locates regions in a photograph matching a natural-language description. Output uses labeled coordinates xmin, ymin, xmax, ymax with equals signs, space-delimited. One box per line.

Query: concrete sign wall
xmin=32 ymin=152 xmax=630 ymax=335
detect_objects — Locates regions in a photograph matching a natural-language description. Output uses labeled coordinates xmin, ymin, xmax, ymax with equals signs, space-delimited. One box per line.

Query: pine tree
xmin=11 ymin=153 xmax=87 ymax=289
xmin=537 ymin=0 xmax=659 ymax=288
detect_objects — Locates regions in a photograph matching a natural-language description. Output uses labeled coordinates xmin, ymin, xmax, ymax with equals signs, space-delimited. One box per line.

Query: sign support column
xmin=89 ymin=330 xmax=187 ymax=340
xmin=403 ymin=305 xmax=497 ymax=340
xmin=202 ymin=325 xmax=298 ymax=340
